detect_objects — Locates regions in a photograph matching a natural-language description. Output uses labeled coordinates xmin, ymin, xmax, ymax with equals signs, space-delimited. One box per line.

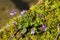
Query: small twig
xmin=55 ymin=22 xmax=60 ymax=40
xmin=36 ymin=0 xmax=43 ymax=5
xmin=55 ymin=32 xmax=60 ymax=40
xmin=14 ymin=29 xmax=21 ymax=36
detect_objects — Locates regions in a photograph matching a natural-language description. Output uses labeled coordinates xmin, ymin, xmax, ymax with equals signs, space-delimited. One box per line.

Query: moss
xmin=0 ymin=0 xmax=60 ymax=40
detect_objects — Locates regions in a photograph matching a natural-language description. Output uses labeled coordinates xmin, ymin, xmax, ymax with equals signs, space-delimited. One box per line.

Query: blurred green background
xmin=0 ymin=0 xmax=38 ymax=28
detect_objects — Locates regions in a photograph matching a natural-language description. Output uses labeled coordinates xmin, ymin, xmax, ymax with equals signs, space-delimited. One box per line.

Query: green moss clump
xmin=0 ymin=0 xmax=60 ymax=40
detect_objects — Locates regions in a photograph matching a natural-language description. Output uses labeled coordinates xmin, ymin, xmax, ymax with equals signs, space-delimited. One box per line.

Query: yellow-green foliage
xmin=0 ymin=0 xmax=60 ymax=40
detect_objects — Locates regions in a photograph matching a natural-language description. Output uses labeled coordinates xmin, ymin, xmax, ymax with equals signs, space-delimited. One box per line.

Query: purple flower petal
xmin=42 ymin=24 xmax=46 ymax=31
xmin=10 ymin=10 xmax=16 ymax=16
xmin=20 ymin=10 xmax=26 ymax=14
xmin=10 ymin=13 xmax=14 ymax=15
xmin=31 ymin=29 xmax=35 ymax=34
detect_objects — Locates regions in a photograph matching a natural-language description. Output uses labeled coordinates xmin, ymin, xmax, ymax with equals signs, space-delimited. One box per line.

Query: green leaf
xmin=24 ymin=22 xmax=29 ymax=28
xmin=17 ymin=24 xmax=22 ymax=29
xmin=21 ymin=28 xmax=27 ymax=34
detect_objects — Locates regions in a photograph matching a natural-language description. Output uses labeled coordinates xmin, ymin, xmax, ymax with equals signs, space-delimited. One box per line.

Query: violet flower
xmin=42 ymin=24 xmax=46 ymax=31
xmin=20 ymin=10 xmax=26 ymax=14
xmin=10 ymin=10 xmax=16 ymax=16
xmin=31 ymin=29 xmax=35 ymax=35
